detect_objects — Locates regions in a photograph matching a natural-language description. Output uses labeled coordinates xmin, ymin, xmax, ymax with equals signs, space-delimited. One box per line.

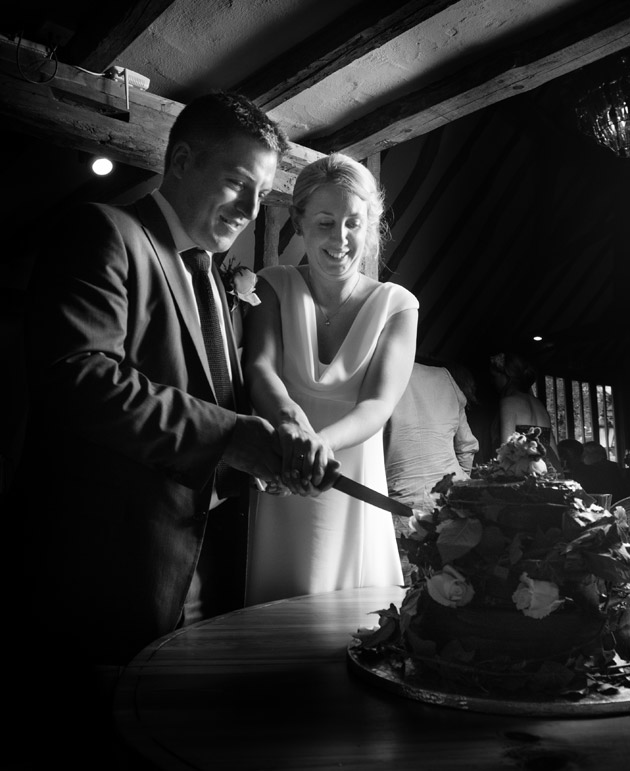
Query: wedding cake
xmin=352 ymin=430 xmax=630 ymax=700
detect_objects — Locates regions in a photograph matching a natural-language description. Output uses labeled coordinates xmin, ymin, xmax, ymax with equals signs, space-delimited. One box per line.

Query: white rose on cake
xmin=426 ymin=565 xmax=475 ymax=608
xmin=512 ymin=572 xmax=564 ymax=619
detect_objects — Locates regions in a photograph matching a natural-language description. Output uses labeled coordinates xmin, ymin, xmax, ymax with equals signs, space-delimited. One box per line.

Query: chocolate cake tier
xmin=411 ymin=600 xmax=604 ymax=661
xmin=445 ymin=478 xmax=585 ymax=533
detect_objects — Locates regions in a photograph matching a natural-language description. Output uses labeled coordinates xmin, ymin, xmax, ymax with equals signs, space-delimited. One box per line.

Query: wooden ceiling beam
xmin=310 ymin=0 xmax=630 ymax=158
xmin=0 ymin=38 xmax=322 ymax=206
xmin=60 ymin=0 xmax=178 ymax=73
xmin=235 ymin=0 xmax=460 ymax=110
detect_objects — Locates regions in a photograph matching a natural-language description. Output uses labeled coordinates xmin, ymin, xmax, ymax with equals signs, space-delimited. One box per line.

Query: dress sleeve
xmin=384 ymin=282 xmax=420 ymax=315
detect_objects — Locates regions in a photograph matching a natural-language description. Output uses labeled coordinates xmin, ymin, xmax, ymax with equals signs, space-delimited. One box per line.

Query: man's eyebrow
xmin=228 ymin=166 xmax=256 ymax=180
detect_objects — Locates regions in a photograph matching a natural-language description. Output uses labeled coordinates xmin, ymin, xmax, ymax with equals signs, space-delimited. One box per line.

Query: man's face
xmin=169 ymin=134 xmax=278 ymax=253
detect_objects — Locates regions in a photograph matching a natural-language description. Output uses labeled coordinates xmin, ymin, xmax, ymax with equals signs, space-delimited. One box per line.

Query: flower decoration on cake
xmin=351 ymin=431 xmax=630 ymax=701
xmin=512 ymin=572 xmax=564 ymax=619
xmin=219 ymin=257 xmax=261 ymax=310
xmin=426 ymin=565 xmax=475 ymax=608
xmin=496 ymin=428 xmax=548 ymax=476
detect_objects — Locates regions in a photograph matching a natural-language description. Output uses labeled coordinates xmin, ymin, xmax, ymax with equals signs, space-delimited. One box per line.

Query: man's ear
xmin=169 ymin=141 xmax=194 ymax=179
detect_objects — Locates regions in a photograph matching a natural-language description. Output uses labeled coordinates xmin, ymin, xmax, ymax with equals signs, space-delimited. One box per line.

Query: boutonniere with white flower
xmin=219 ymin=257 xmax=261 ymax=311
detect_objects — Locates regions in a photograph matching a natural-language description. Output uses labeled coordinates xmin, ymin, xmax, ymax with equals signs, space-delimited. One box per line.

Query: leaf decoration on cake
xmin=583 ymin=550 xmax=630 ymax=584
xmin=399 ymin=587 xmax=423 ymax=636
xmin=406 ymin=630 xmax=437 ymax=658
xmin=508 ymin=533 xmax=524 ymax=565
xmin=529 ymin=661 xmax=575 ymax=693
xmin=436 ymin=517 xmax=483 ymax=563
xmin=614 ymin=607 xmax=630 ymax=660
xmin=476 ymin=525 xmax=508 ymax=558
xmin=352 ymin=605 xmax=400 ymax=648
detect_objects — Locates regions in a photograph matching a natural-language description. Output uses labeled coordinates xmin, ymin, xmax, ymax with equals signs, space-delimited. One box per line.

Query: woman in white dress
xmin=489 ymin=351 xmax=562 ymax=472
xmin=243 ymin=153 xmax=419 ymax=604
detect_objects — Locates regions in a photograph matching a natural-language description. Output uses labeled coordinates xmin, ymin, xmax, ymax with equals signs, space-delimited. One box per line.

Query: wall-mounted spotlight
xmin=91 ymin=156 xmax=114 ymax=176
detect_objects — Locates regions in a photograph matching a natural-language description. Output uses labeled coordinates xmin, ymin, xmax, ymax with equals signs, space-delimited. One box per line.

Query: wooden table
xmin=114 ymin=586 xmax=630 ymax=770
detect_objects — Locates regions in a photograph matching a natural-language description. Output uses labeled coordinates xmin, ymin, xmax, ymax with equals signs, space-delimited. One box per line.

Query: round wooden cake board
xmin=346 ymin=646 xmax=630 ymax=718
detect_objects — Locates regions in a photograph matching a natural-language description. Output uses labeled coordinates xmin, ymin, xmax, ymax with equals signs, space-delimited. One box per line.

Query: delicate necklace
xmin=308 ymin=272 xmax=361 ymax=326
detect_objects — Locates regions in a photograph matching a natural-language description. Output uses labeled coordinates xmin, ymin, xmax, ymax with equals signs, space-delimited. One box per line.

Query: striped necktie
xmin=182 ymin=248 xmax=240 ymax=499
xmin=181 ymin=248 xmax=234 ymax=411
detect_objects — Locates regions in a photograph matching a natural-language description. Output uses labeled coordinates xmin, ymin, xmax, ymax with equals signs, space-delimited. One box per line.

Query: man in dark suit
xmin=9 ymin=91 xmax=289 ymax=766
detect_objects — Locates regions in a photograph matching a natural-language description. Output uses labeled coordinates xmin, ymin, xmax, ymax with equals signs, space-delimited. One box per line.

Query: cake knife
xmin=332 ymin=474 xmax=414 ymax=518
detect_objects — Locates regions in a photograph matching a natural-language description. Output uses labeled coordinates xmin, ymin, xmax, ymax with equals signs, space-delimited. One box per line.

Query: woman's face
xmin=297 ymin=184 xmax=368 ymax=282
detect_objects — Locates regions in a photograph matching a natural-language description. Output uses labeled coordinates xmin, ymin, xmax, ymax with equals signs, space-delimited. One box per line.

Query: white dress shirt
xmin=151 ymin=190 xmax=234 ymax=379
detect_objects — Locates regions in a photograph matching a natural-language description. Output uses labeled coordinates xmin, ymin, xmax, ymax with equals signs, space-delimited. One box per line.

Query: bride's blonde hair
xmin=490 ymin=352 xmax=538 ymax=392
xmin=290 ymin=152 xmax=389 ymax=264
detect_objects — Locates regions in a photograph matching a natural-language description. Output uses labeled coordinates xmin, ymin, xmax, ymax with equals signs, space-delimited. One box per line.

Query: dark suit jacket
xmin=15 ymin=195 xmax=249 ymax=665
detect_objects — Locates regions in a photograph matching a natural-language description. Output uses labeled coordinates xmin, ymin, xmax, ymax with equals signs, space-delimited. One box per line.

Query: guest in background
xmin=8 ymin=91 xmax=289 ymax=769
xmin=557 ymin=438 xmax=593 ymax=488
xmin=243 ymin=152 xmax=418 ymax=605
xmin=384 ymin=358 xmax=479 ymax=584
xmin=489 ymin=351 xmax=561 ymax=471
xmin=582 ymin=441 xmax=628 ymax=502
xmin=384 ymin=357 xmax=480 ymax=508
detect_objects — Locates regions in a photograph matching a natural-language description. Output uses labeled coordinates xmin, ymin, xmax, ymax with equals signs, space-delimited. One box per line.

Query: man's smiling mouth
xmin=220 ymin=216 xmax=244 ymax=231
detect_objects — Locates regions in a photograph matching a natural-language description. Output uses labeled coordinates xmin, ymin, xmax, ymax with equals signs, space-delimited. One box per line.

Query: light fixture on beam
xmin=575 ymin=51 xmax=630 ymax=159
xmin=91 ymin=156 xmax=114 ymax=176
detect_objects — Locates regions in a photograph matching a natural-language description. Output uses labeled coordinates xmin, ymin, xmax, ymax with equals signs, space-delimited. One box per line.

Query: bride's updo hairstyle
xmin=489 ymin=351 xmax=538 ymax=394
xmin=290 ymin=152 xmax=389 ymax=264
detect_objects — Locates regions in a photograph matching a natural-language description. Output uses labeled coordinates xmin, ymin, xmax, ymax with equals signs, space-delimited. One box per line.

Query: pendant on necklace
xmin=324 ymin=319 xmax=330 ymax=326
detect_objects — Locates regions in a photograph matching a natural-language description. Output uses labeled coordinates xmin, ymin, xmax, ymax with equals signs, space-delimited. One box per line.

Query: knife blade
xmin=332 ymin=474 xmax=414 ymax=518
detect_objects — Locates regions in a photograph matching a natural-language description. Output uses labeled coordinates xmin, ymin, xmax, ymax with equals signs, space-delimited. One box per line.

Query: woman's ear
xmin=289 ymin=206 xmax=301 ymax=236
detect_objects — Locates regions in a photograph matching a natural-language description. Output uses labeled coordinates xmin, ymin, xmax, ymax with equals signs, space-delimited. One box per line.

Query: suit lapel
xmin=134 ymin=195 xmax=248 ymax=411
xmin=134 ymin=196 xmax=214 ymax=390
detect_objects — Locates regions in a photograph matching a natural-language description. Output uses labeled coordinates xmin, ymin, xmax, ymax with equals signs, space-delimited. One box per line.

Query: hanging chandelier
xmin=575 ymin=52 xmax=630 ymax=159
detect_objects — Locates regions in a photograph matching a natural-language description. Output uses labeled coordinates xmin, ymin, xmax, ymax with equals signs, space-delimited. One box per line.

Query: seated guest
xmin=384 ymin=358 xmax=480 ymax=508
xmin=557 ymin=438 xmax=593 ymax=487
xmin=581 ymin=441 xmax=629 ymax=502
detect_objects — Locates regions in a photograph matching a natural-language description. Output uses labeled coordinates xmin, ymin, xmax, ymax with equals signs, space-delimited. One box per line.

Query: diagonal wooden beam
xmin=0 ymin=38 xmax=322 ymax=206
xmin=235 ymin=0 xmax=460 ymax=110
xmin=61 ymin=0 xmax=178 ymax=73
xmin=311 ymin=0 xmax=630 ymax=159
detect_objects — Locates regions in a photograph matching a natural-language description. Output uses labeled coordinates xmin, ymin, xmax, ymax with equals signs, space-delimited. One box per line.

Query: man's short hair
xmin=583 ymin=441 xmax=608 ymax=464
xmin=164 ymin=90 xmax=289 ymax=170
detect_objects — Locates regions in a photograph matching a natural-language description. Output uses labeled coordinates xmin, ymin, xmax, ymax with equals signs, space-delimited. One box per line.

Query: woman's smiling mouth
xmin=323 ymin=248 xmax=349 ymax=259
